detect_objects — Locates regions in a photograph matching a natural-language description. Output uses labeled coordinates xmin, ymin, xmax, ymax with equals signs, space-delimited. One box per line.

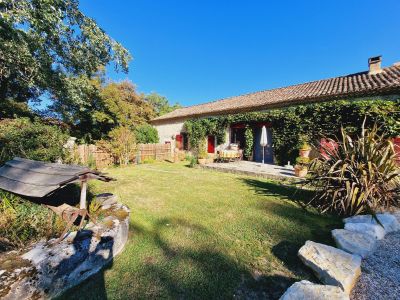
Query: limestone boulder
xmin=343 ymin=214 xmax=399 ymax=233
xmin=0 ymin=197 xmax=130 ymax=300
xmin=392 ymin=211 xmax=400 ymax=224
xmin=344 ymin=223 xmax=385 ymax=240
xmin=332 ymin=229 xmax=376 ymax=258
xmin=298 ymin=241 xmax=361 ymax=294
xmin=96 ymin=193 xmax=118 ymax=206
xmin=280 ymin=280 xmax=349 ymax=300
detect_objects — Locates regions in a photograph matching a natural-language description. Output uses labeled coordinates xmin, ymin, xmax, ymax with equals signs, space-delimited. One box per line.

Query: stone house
xmin=150 ymin=56 xmax=400 ymax=163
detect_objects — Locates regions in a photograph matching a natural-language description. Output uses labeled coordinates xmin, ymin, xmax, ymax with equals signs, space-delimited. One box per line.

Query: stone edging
xmin=280 ymin=211 xmax=400 ymax=300
xmin=0 ymin=193 xmax=130 ymax=299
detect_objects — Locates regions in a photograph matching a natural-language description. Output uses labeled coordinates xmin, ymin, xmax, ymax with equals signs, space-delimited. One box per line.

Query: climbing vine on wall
xmin=244 ymin=126 xmax=254 ymax=159
xmin=183 ymin=98 xmax=400 ymax=164
xmin=184 ymin=118 xmax=226 ymax=152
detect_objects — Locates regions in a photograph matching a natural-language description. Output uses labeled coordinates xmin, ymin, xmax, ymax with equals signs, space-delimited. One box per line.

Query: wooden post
xmin=80 ymin=180 xmax=87 ymax=209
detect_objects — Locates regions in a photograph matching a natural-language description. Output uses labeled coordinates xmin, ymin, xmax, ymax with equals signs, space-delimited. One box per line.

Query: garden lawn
xmin=62 ymin=162 xmax=340 ymax=299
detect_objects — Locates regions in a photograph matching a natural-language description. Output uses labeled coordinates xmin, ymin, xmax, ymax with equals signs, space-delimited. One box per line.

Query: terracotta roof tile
xmin=152 ymin=65 xmax=400 ymax=123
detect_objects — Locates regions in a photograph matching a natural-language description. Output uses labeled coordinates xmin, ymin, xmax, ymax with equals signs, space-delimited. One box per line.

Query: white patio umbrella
xmin=260 ymin=126 xmax=268 ymax=164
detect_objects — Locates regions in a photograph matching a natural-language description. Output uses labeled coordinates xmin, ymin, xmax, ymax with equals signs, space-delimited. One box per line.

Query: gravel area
xmin=351 ymin=231 xmax=400 ymax=300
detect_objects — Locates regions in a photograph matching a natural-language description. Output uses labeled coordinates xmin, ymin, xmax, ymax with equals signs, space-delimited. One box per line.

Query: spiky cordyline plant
xmin=308 ymin=122 xmax=400 ymax=216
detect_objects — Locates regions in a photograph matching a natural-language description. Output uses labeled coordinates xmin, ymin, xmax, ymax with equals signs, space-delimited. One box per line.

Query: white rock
xmin=392 ymin=211 xmax=400 ymax=224
xmin=298 ymin=241 xmax=361 ymax=294
xmin=2 ymin=203 xmax=130 ymax=300
xmin=22 ymin=242 xmax=49 ymax=265
xmin=343 ymin=214 xmax=399 ymax=233
xmin=344 ymin=223 xmax=385 ymax=240
xmin=332 ymin=229 xmax=376 ymax=258
xmin=96 ymin=193 xmax=117 ymax=205
xmin=280 ymin=280 xmax=349 ymax=300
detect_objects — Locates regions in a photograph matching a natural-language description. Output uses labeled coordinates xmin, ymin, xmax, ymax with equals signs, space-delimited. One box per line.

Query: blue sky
xmin=80 ymin=0 xmax=400 ymax=107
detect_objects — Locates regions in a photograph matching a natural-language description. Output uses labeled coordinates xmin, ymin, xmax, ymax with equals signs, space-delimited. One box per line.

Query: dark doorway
xmin=230 ymin=127 xmax=246 ymax=149
xmin=182 ymin=133 xmax=189 ymax=150
xmin=253 ymin=127 xmax=273 ymax=164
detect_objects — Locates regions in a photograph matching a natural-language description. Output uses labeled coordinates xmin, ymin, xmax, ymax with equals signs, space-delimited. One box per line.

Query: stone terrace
xmin=200 ymin=161 xmax=296 ymax=182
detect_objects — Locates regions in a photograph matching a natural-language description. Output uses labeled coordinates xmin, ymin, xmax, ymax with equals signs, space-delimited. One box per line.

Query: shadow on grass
xmin=242 ymin=177 xmax=340 ymax=234
xmin=242 ymin=177 xmax=341 ymax=285
xmin=64 ymin=217 xmax=297 ymax=299
xmin=241 ymin=178 xmax=314 ymax=208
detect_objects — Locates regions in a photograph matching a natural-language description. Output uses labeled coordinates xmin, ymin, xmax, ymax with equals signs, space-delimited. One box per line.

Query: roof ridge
xmin=152 ymin=64 xmax=400 ymax=122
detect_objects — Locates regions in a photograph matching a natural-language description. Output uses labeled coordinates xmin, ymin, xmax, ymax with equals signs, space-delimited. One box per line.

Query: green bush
xmin=295 ymin=156 xmax=310 ymax=166
xmin=308 ymin=123 xmax=400 ymax=216
xmin=0 ymin=118 xmax=69 ymax=164
xmin=188 ymin=155 xmax=197 ymax=168
xmin=142 ymin=157 xmax=156 ymax=164
xmin=105 ymin=126 xmax=136 ymax=165
xmin=0 ymin=191 xmax=64 ymax=250
xmin=134 ymin=124 xmax=159 ymax=144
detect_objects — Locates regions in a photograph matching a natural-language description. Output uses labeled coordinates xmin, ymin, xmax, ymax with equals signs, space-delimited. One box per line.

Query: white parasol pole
xmin=260 ymin=126 xmax=268 ymax=164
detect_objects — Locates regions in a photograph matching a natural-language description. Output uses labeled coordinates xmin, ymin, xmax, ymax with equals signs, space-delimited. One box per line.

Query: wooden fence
xmin=76 ymin=144 xmax=115 ymax=169
xmin=74 ymin=143 xmax=172 ymax=169
xmin=137 ymin=143 xmax=172 ymax=162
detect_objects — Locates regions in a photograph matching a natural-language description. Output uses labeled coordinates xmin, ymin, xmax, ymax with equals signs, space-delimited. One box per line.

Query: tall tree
xmin=99 ymin=81 xmax=155 ymax=128
xmin=0 ymin=0 xmax=131 ymax=117
xmin=67 ymin=78 xmax=155 ymax=142
xmin=144 ymin=92 xmax=181 ymax=117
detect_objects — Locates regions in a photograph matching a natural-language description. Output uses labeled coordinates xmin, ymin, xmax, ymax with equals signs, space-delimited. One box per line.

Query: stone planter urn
xmin=295 ymin=165 xmax=308 ymax=177
xmin=299 ymin=142 xmax=312 ymax=158
xmin=299 ymin=148 xmax=311 ymax=158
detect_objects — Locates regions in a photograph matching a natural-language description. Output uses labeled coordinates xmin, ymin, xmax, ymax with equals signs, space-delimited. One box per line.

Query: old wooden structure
xmin=0 ymin=157 xmax=114 ymax=240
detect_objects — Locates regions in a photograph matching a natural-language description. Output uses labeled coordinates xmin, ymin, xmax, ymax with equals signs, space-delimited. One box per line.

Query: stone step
xmin=344 ymin=223 xmax=385 ymax=240
xmin=298 ymin=241 xmax=361 ymax=294
xmin=332 ymin=229 xmax=376 ymax=258
xmin=343 ymin=214 xmax=399 ymax=233
xmin=280 ymin=280 xmax=349 ymax=300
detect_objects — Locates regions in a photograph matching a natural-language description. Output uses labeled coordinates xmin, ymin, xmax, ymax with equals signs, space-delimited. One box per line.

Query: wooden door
xmin=207 ymin=135 xmax=215 ymax=153
xmin=175 ymin=134 xmax=183 ymax=150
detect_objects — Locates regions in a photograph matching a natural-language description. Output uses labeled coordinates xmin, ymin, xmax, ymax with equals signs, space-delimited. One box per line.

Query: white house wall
xmin=153 ymin=120 xmax=230 ymax=153
xmin=153 ymin=120 xmax=185 ymax=149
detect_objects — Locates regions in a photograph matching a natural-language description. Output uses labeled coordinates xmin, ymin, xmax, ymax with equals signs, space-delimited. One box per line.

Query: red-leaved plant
xmin=307 ymin=121 xmax=400 ymax=216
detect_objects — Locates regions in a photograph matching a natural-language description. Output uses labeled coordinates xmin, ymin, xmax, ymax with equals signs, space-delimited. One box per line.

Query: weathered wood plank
xmin=0 ymin=176 xmax=58 ymax=197
xmin=6 ymin=157 xmax=91 ymax=176
xmin=0 ymin=165 xmax=77 ymax=186
xmin=0 ymin=158 xmax=113 ymax=198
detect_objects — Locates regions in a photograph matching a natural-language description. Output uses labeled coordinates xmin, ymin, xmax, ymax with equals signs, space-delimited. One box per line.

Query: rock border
xmin=279 ymin=211 xmax=400 ymax=300
xmin=0 ymin=193 xmax=130 ymax=299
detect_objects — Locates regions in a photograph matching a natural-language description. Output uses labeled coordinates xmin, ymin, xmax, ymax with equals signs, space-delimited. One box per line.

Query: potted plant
xmin=197 ymin=140 xmax=209 ymax=165
xmin=197 ymin=149 xmax=208 ymax=165
xmin=297 ymin=135 xmax=312 ymax=158
xmin=294 ymin=156 xmax=309 ymax=177
xmin=299 ymin=143 xmax=311 ymax=157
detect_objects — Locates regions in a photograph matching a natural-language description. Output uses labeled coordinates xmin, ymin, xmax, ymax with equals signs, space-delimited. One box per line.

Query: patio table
xmin=218 ymin=149 xmax=242 ymax=161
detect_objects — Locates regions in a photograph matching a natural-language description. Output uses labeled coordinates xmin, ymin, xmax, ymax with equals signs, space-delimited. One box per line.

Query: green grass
xmin=64 ymin=162 xmax=340 ymax=299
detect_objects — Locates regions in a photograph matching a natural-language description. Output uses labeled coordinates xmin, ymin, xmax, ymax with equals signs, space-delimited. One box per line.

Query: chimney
xmin=368 ymin=56 xmax=382 ymax=75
